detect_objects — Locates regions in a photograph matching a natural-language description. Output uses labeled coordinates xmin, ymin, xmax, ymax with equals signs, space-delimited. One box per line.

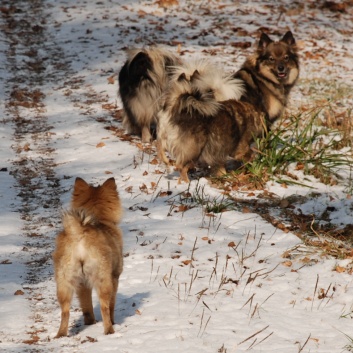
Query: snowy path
xmin=0 ymin=1 xmax=353 ymax=352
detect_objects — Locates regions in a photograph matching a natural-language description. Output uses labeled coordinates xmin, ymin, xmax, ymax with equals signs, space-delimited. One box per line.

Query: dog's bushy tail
xmin=164 ymin=59 xmax=244 ymax=117
xmin=170 ymin=59 xmax=244 ymax=101
xmin=62 ymin=209 xmax=98 ymax=237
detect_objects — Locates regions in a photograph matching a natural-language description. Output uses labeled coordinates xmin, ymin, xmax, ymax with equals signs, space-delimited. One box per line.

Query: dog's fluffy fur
xmin=234 ymin=31 xmax=299 ymax=126
xmin=118 ymin=47 xmax=181 ymax=143
xmin=53 ymin=177 xmax=123 ymax=338
xmin=156 ymin=60 xmax=248 ymax=183
xmin=157 ymin=32 xmax=299 ymax=183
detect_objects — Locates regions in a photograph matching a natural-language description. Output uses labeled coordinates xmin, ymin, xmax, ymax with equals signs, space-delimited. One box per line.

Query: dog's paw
xmin=54 ymin=331 xmax=68 ymax=339
xmin=104 ymin=325 xmax=115 ymax=335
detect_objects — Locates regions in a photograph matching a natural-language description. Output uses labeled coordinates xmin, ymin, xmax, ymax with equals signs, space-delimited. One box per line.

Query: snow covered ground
xmin=1 ymin=0 xmax=353 ymax=352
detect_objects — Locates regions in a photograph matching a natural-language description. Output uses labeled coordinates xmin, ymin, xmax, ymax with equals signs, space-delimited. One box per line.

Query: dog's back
xmin=54 ymin=209 xmax=123 ymax=286
xmin=118 ymin=47 xmax=181 ymax=142
xmin=53 ymin=177 xmax=123 ymax=337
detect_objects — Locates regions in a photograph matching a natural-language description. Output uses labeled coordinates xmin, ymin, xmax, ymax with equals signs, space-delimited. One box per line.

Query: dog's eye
xmin=284 ymin=55 xmax=289 ymax=62
xmin=268 ymin=56 xmax=275 ymax=62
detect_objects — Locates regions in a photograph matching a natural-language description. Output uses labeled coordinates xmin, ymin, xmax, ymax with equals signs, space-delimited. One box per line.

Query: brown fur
xmin=118 ymin=47 xmax=181 ymax=143
xmin=171 ymin=99 xmax=264 ymax=183
xmin=234 ymin=31 xmax=299 ymax=126
xmin=156 ymin=32 xmax=299 ymax=183
xmin=53 ymin=177 xmax=123 ymax=337
xmin=156 ymin=64 xmax=255 ymax=183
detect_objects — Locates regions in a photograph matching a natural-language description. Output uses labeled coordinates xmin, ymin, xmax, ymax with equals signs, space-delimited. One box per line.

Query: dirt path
xmin=0 ymin=1 xmax=122 ymax=349
xmin=1 ymin=0 xmax=69 ymax=348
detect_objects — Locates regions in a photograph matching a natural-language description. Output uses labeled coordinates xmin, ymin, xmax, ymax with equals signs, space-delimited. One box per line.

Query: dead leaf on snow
xmin=23 ymin=336 xmax=40 ymax=345
xmin=96 ymin=142 xmax=106 ymax=148
xmin=282 ymin=260 xmax=292 ymax=267
xmin=81 ymin=336 xmax=98 ymax=343
xmin=107 ymin=75 xmax=115 ymax=84
xmin=155 ymin=0 xmax=179 ymax=7
xmin=102 ymin=103 xmax=116 ymax=110
xmin=150 ymin=158 xmax=159 ymax=165
xmin=139 ymin=184 xmax=150 ymax=194
xmin=158 ymin=190 xmax=172 ymax=197
xmin=137 ymin=9 xmax=147 ymax=17
xmin=176 ymin=205 xmax=191 ymax=212
xmin=335 ymin=265 xmax=346 ymax=273
xmin=282 ymin=251 xmax=291 ymax=259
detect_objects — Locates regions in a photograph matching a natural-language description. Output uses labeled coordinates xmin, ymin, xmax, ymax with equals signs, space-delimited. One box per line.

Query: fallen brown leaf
xmin=150 ymin=158 xmax=159 ymax=165
xmin=107 ymin=75 xmax=115 ymax=84
xmin=282 ymin=260 xmax=292 ymax=267
xmin=96 ymin=142 xmax=106 ymax=148
xmin=335 ymin=265 xmax=346 ymax=273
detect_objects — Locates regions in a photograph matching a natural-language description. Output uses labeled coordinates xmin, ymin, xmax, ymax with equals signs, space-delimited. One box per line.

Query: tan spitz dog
xmin=53 ymin=177 xmax=123 ymax=338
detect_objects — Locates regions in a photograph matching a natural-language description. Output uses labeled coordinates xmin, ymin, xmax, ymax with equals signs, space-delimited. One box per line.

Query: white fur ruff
xmin=157 ymin=59 xmax=244 ymax=164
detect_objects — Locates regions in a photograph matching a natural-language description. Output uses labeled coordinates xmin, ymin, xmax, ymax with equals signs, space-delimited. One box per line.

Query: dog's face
xmin=71 ymin=177 xmax=122 ymax=224
xmin=257 ymin=31 xmax=299 ymax=86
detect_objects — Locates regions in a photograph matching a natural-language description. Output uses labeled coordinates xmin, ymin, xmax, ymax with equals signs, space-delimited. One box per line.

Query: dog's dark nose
xmin=278 ymin=65 xmax=285 ymax=72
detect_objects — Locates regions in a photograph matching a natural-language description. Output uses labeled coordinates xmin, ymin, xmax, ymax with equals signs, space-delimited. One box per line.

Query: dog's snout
xmin=278 ymin=64 xmax=285 ymax=72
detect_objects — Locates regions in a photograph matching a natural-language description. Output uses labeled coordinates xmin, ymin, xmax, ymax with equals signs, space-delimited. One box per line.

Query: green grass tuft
xmin=240 ymin=105 xmax=353 ymax=188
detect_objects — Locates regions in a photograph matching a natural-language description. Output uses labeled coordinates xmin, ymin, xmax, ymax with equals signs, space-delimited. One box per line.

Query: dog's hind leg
xmin=109 ymin=277 xmax=119 ymax=325
xmin=76 ymin=283 xmax=95 ymax=325
xmin=156 ymin=139 xmax=170 ymax=166
xmin=141 ymin=124 xmax=153 ymax=143
xmin=97 ymin=281 xmax=115 ymax=335
xmin=55 ymin=283 xmax=74 ymax=338
xmin=177 ymin=164 xmax=190 ymax=184
xmin=234 ymin=133 xmax=253 ymax=162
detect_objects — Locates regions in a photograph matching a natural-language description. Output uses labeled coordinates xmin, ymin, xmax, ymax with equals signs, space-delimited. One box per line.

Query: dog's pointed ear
xmin=102 ymin=177 xmax=117 ymax=190
xmin=129 ymin=51 xmax=152 ymax=78
xmin=177 ymin=72 xmax=187 ymax=82
xmin=73 ymin=177 xmax=90 ymax=196
xmin=281 ymin=31 xmax=296 ymax=46
xmin=74 ymin=177 xmax=89 ymax=190
xmin=190 ymin=70 xmax=201 ymax=82
xmin=258 ymin=32 xmax=272 ymax=52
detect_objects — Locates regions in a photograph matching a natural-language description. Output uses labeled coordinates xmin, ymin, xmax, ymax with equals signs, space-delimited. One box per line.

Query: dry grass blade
xmin=311 ymin=274 xmax=319 ymax=311
xmin=247 ymin=331 xmax=274 ymax=350
xmin=297 ymin=333 xmax=311 ymax=353
xmin=238 ymin=325 xmax=269 ymax=345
